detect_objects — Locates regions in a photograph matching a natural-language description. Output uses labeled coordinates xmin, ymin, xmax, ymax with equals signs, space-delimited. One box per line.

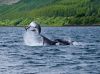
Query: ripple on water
xmin=0 ymin=27 xmax=100 ymax=74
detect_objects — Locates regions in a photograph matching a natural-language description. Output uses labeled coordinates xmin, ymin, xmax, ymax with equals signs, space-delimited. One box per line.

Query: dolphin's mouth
xmin=31 ymin=29 xmax=36 ymax=32
xmin=25 ymin=26 xmax=36 ymax=32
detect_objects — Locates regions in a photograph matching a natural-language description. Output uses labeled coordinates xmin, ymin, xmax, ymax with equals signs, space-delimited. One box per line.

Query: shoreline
xmin=0 ymin=24 xmax=100 ymax=27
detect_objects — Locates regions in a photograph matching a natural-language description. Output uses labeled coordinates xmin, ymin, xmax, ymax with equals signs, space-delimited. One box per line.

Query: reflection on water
xmin=0 ymin=27 xmax=100 ymax=74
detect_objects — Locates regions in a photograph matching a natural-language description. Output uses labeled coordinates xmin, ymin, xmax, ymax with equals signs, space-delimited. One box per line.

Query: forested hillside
xmin=0 ymin=0 xmax=100 ymax=26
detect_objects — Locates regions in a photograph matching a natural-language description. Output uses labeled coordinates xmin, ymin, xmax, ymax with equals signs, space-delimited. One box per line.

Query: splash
xmin=23 ymin=31 xmax=43 ymax=46
xmin=72 ymin=41 xmax=99 ymax=46
xmin=23 ymin=31 xmax=95 ymax=47
xmin=72 ymin=41 xmax=85 ymax=46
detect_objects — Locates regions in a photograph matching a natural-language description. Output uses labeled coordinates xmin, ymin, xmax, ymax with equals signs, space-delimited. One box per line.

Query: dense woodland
xmin=0 ymin=0 xmax=100 ymax=26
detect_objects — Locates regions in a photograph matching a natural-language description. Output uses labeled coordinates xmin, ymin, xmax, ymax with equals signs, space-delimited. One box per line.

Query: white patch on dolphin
xmin=23 ymin=21 xmax=43 ymax=46
xmin=24 ymin=31 xmax=43 ymax=46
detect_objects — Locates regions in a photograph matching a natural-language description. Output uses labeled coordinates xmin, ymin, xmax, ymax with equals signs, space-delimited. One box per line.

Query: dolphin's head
xmin=25 ymin=21 xmax=41 ymax=34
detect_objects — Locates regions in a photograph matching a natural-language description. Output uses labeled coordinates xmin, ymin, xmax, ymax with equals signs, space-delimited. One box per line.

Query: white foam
xmin=72 ymin=41 xmax=96 ymax=46
xmin=72 ymin=41 xmax=81 ymax=46
xmin=23 ymin=31 xmax=43 ymax=46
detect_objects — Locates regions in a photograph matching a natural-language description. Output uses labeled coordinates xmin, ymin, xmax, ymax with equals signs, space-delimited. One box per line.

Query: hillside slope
xmin=0 ymin=0 xmax=56 ymax=18
xmin=0 ymin=0 xmax=20 ymax=5
xmin=0 ymin=0 xmax=100 ymax=26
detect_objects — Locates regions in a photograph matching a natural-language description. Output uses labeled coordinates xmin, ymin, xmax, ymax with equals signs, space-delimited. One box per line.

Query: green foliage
xmin=0 ymin=0 xmax=100 ymax=26
xmin=0 ymin=16 xmax=100 ymax=26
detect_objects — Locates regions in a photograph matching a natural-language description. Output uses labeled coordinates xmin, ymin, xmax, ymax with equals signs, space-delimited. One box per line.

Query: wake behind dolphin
xmin=23 ymin=21 xmax=73 ymax=46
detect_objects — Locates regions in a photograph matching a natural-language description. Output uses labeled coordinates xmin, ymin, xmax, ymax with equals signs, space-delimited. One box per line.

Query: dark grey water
xmin=0 ymin=27 xmax=100 ymax=74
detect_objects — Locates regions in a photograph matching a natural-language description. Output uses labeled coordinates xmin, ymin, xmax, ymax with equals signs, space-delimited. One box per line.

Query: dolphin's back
xmin=41 ymin=35 xmax=71 ymax=45
xmin=41 ymin=35 xmax=56 ymax=45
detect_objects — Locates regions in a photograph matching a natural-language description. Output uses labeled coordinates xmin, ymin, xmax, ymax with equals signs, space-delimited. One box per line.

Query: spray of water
xmin=23 ymin=31 xmax=43 ymax=46
xmin=23 ymin=30 xmax=93 ymax=46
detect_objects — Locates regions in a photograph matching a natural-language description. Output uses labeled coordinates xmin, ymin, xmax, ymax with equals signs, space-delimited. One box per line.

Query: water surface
xmin=0 ymin=27 xmax=100 ymax=74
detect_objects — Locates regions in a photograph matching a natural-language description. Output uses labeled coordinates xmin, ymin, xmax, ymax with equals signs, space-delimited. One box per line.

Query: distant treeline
xmin=0 ymin=0 xmax=100 ymax=26
xmin=0 ymin=16 xmax=100 ymax=26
